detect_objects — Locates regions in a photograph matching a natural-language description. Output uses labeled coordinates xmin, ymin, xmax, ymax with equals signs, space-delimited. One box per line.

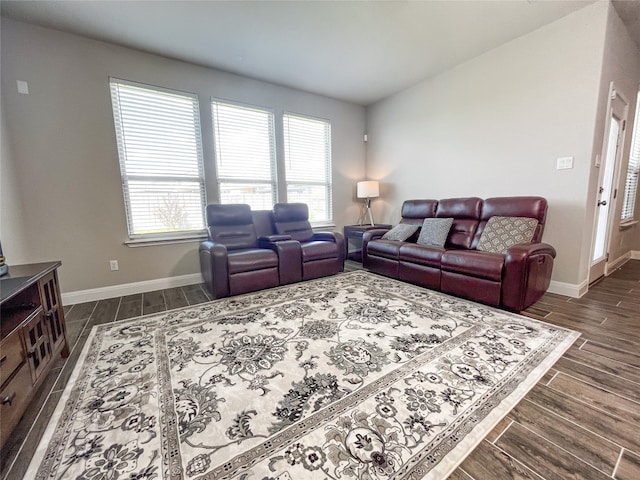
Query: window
xmin=211 ymin=100 xmax=276 ymax=209
xmin=110 ymin=79 xmax=206 ymax=238
xmin=621 ymin=91 xmax=640 ymax=223
xmin=283 ymin=113 xmax=332 ymax=223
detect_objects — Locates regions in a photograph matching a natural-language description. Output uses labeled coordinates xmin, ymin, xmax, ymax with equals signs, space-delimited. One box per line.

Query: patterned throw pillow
xmin=477 ymin=216 xmax=538 ymax=254
xmin=416 ymin=218 xmax=454 ymax=247
xmin=381 ymin=224 xmax=419 ymax=241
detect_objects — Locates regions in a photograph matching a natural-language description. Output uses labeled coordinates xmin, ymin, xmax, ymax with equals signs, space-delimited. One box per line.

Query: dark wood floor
xmin=453 ymin=260 xmax=640 ymax=480
xmin=1 ymin=261 xmax=639 ymax=480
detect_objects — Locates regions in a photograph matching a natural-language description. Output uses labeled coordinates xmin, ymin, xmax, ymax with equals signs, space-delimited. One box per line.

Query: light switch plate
xmin=556 ymin=156 xmax=574 ymax=170
xmin=17 ymin=80 xmax=29 ymax=95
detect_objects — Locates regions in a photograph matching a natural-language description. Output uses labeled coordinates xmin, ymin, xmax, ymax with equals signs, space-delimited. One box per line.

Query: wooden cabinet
xmin=0 ymin=262 xmax=69 ymax=449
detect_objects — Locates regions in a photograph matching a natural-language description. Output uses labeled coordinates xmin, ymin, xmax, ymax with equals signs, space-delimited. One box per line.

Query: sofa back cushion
xmin=400 ymin=200 xmax=438 ymax=225
xmin=435 ymin=197 xmax=483 ymax=249
xmin=272 ymin=203 xmax=314 ymax=242
xmin=207 ymin=203 xmax=258 ymax=250
xmin=472 ymin=196 xmax=547 ymax=248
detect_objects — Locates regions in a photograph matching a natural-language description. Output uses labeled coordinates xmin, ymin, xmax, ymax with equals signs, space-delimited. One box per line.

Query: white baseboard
xmin=548 ymin=279 xmax=588 ymax=298
xmin=606 ymin=252 xmax=632 ymax=274
xmin=62 ymin=254 xmax=640 ymax=305
xmin=548 ymin=251 xmax=640 ymax=299
xmin=61 ymin=273 xmax=204 ymax=305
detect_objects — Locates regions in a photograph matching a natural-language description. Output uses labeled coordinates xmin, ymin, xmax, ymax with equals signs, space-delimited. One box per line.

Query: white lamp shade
xmin=357 ymin=180 xmax=380 ymax=198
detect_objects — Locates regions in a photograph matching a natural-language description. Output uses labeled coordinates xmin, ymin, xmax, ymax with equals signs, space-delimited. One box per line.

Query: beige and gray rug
xmin=27 ymin=271 xmax=579 ymax=480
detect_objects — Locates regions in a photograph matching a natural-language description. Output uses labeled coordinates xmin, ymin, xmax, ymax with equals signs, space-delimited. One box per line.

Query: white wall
xmin=0 ymin=18 xmax=366 ymax=294
xmin=366 ymin=2 xmax=609 ymax=288
xmin=0 ymin=99 xmax=30 ymax=263
xmin=592 ymin=2 xmax=640 ymax=268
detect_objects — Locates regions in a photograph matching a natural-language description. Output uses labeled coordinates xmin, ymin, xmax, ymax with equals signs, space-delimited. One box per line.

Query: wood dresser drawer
xmin=0 ymin=333 xmax=25 ymax=387
xmin=0 ymin=362 xmax=33 ymax=449
xmin=0 ymin=262 xmax=68 ymax=451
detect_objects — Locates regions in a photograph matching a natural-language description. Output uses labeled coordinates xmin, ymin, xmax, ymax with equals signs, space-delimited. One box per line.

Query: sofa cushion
xmin=273 ymin=203 xmax=314 ymax=242
xmin=207 ymin=204 xmax=258 ymax=250
xmin=399 ymin=244 xmax=445 ymax=268
xmin=435 ymin=198 xmax=482 ymax=249
xmin=382 ymin=224 xmax=419 ymax=241
xmin=477 ymin=216 xmax=538 ymax=254
xmin=417 ymin=218 xmax=453 ymax=247
xmin=475 ymin=197 xmax=547 ymax=246
xmin=228 ymin=249 xmax=279 ymax=274
xmin=400 ymin=199 xmax=438 ymax=224
xmin=301 ymin=241 xmax=339 ymax=262
xmin=441 ymin=250 xmax=505 ymax=281
xmin=367 ymin=240 xmax=403 ymax=260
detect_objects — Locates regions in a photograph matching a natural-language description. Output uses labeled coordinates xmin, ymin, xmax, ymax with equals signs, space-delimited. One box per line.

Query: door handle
xmin=598 ymin=200 xmax=607 ymax=206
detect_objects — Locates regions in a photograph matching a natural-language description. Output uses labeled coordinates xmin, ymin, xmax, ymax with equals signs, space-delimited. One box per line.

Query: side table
xmin=344 ymin=224 xmax=392 ymax=262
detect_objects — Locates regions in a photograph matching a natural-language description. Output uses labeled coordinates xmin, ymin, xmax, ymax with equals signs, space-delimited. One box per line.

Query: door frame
xmin=589 ymin=82 xmax=629 ymax=284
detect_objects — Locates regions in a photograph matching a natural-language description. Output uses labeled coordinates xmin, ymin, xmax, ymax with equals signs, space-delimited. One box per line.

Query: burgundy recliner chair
xmin=272 ymin=203 xmax=345 ymax=281
xmin=199 ymin=204 xmax=297 ymax=298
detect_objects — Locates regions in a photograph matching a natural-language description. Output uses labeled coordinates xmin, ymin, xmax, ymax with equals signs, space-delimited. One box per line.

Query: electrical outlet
xmin=109 ymin=260 xmax=119 ymax=271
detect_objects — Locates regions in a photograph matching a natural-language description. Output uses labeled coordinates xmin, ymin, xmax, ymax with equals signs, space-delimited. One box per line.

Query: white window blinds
xmin=621 ymin=91 xmax=640 ymax=222
xmin=211 ymin=100 xmax=276 ymax=209
xmin=110 ymin=79 xmax=206 ymax=238
xmin=283 ymin=114 xmax=332 ymax=223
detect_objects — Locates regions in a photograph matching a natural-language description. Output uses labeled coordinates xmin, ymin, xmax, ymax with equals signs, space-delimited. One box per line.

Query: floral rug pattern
xmin=28 ymin=272 xmax=579 ymax=480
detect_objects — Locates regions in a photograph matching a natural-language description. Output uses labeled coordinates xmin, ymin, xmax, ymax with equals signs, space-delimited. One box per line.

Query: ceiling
xmin=3 ymin=0 xmax=635 ymax=106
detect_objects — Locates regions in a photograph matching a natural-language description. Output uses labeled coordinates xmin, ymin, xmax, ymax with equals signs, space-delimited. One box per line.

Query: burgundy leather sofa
xmin=362 ymin=197 xmax=555 ymax=311
xmin=200 ymin=203 xmax=344 ymax=298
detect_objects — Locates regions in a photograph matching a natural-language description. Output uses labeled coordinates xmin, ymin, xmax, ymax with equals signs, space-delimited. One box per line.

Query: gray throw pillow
xmin=381 ymin=224 xmax=419 ymax=241
xmin=416 ymin=218 xmax=453 ymax=247
xmin=477 ymin=216 xmax=538 ymax=254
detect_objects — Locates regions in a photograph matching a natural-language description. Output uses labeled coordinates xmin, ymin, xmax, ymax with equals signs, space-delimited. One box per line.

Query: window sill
xmin=125 ymin=232 xmax=207 ymax=248
xmin=312 ymin=223 xmax=336 ymax=230
xmin=619 ymin=220 xmax=638 ymax=230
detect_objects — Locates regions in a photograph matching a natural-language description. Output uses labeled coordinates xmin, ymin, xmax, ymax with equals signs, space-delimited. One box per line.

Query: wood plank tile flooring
xmin=1 ymin=261 xmax=638 ymax=480
xmin=454 ymin=260 xmax=640 ymax=480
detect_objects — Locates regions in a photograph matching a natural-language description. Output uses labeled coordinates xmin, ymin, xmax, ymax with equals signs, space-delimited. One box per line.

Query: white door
xmin=590 ymin=86 xmax=628 ymax=283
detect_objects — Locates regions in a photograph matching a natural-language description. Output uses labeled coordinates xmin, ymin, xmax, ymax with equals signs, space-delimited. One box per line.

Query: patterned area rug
xmin=27 ymin=272 xmax=579 ymax=480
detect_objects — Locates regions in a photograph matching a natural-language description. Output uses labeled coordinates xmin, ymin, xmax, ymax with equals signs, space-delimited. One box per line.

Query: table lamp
xmin=357 ymin=180 xmax=380 ymax=226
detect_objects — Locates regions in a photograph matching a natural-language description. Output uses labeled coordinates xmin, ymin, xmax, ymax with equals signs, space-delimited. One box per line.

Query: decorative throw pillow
xmin=416 ymin=218 xmax=454 ymax=247
xmin=477 ymin=216 xmax=538 ymax=254
xmin=381 ymin=224 xmax=419 ymax=241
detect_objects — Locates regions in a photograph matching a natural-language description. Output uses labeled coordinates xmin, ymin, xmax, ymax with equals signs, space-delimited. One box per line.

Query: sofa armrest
xmin=258 ymin=238 xmax=303 ymax=284
xmin=362 ymin=228 xmax=390 ymax=242
xmin=312 ymin=231 xmax=340 ymax=242
xmin=258 ymin=234 xmax=293 ymax=243
xmin=312 ymin=232 xmax=346 ymax=268
xmin=199 ymin=240 xmax=230 ymax=299
xmin=502 ymin=242 xmax=556 ymax=311
xmin=506 ymin=243 xmax=557 ymax=260
xmin=362 ymin=229 xmax=390 ymax=266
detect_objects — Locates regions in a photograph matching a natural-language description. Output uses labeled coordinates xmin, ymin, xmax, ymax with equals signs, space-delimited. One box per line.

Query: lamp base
xmin=357 ymin=198 xmax=375 ymax=226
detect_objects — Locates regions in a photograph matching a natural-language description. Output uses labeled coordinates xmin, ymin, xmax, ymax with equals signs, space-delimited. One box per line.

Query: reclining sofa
xmin=200 ymin=203 xmax=345 ymax=298
xmin=362 ymin=196 xmax=555 ymax=311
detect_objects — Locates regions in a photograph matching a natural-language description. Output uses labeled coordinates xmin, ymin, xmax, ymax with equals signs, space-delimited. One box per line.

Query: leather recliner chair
xmin=272 ymin=203 xmax=346 ymax=281
xmin=199 ymin=204 xmax=298 ymax=298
